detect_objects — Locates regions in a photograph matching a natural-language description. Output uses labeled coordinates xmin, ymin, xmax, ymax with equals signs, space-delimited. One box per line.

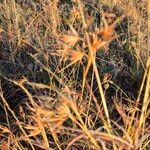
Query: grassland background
xmin=0 ymin=0 xmax=149 ymax=149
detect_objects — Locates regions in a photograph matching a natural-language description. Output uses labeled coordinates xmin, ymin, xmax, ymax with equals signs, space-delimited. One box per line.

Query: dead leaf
xmin=70 ymin=50 xmax=84 ymax=63
xmin=61 ymin=35 xmax=79 ymax=47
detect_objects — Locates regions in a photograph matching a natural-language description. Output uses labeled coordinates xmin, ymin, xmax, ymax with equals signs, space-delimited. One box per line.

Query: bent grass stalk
xmin=0 ymin=90 xmax=35 ymax=150
xmin=76 ymin=0 xmax=111 ymax=131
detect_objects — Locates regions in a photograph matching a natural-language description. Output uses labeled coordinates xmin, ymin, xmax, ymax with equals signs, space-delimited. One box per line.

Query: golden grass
xmin=0 ymin=0 xmax=149 ymax=149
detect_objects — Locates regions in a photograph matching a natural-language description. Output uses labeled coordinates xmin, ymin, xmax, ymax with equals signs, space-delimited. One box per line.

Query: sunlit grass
xmin=0 ymin=0 xmax=149 ymax=149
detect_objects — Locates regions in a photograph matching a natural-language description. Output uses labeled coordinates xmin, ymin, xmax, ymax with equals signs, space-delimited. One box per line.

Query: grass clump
xmin=0 ymin=0 xmax=149 ymax=149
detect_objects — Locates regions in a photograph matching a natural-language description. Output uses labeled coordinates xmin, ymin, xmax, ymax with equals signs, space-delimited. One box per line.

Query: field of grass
xmin=0 ymin=0 xmax=150 ymax=149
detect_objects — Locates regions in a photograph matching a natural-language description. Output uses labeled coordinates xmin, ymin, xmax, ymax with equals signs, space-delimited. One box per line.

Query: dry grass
xmin=0 ymin=0 xmax=149 ymax=149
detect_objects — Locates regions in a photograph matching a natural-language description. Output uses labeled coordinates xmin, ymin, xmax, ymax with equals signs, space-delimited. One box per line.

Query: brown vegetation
xmin=0 ymin=0 xmax=149 ymax=149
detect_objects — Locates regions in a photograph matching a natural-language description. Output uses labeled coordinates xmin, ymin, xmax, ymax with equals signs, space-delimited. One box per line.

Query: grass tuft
xmin=0 ymin=0 xmax=149 ymax=149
